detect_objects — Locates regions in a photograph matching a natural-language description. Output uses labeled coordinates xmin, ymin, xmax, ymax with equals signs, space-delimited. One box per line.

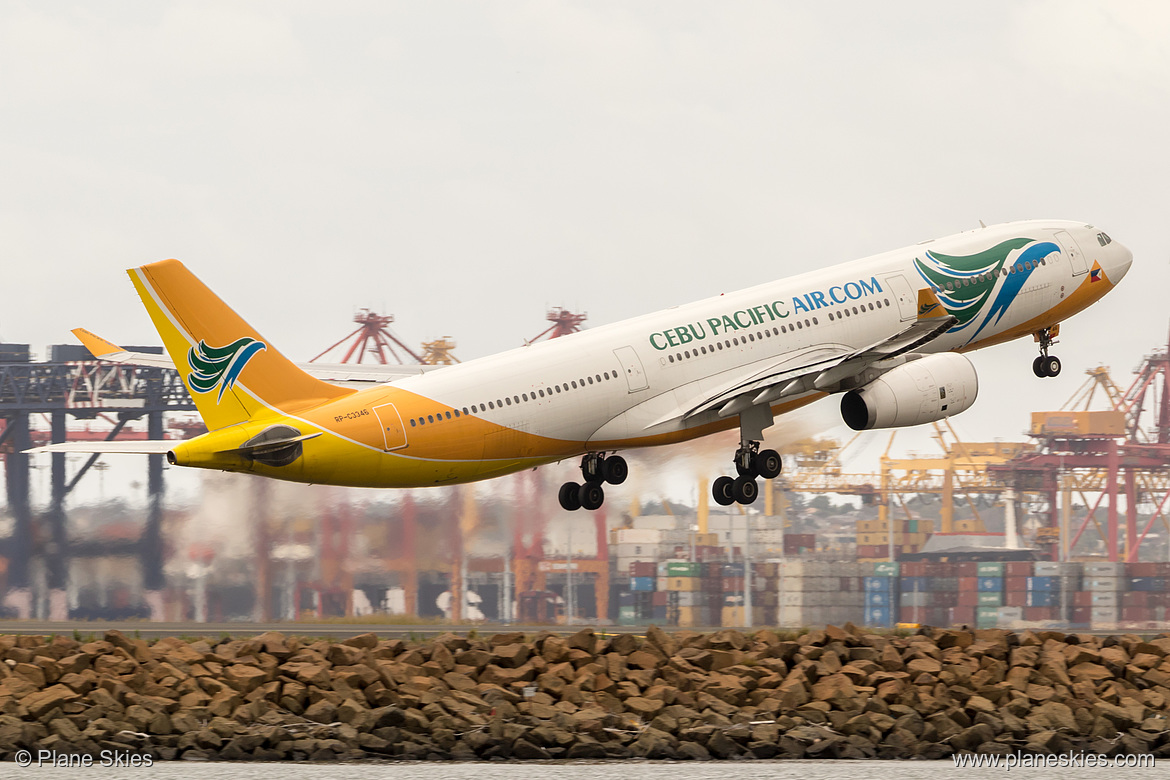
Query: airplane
xmin=30 ymin=219 xmax=1132 ymax=511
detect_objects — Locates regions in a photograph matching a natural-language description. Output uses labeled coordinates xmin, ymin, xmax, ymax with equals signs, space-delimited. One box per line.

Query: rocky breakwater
xmin=1 ymin=625 xmax=1170 ymax=761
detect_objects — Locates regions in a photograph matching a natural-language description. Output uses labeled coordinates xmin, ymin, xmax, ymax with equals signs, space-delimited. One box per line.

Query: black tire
xmin=602 ymin=455 xmax=628 ymax=485
xmin=1032 ymin=356 xmax=1046 ymax=378
xmin=757 ymin=449 xmax=782 ymax=479
xmin=713 ymin=476 xmax=736 ymax=506
xmin=1043 ymin=356 xmax=1062 ymax=377
xmin=578 ymin=481 xmax=605 ymax=511
xmin=558 ymin=481 xmax=582 ymax=511
xmin=732 ymin=476 xmax=758 ymax=505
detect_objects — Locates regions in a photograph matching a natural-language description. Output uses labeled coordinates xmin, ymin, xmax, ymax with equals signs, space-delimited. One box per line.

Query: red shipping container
xmin=957 ymin=591 xmax=980 ymax=607
xmin=931 ymin=592 xmax=959 ymax=607
xmin=1071 ymin=607 xmax=1092 ymax=624
xmin=950 ymin=606 xmax=976 ymax=624
xmin=651 ymin=591 xmax=669 ymax=606
xmin=1005 ymin=562 xmax=1033 ymax=577
xmin=902 ymin=562 xmax=927 ymax=576
xmin=1157 ymin=563 xmax=1170 ymax=577
xmin=1127 ymin=562 xmax=1157 ymax=577
xmin=1123 ymin=592 xmax=1151 ymax=607
xmin=1073 ymin=591 xmax=1092 ymax=607
xmin=956 ymin=562 xmax=979 ymax=577
xmin=1004 ymin=591 xmax=1027 ymax=608
xmin=1023 ymin=607 xmax=1056 ymax=621
xmin=900 ymin=607 xmax=931 ymax=623
xmin=629 ymin=561 xmax=657 ymax=578
xmin=958 ymin=577 xmax=978 ymax=592
xmin=1122 ymin=607 xmax=1153 ymax=622
xmin=1004 ymin=576 xmax=1028 ymax=593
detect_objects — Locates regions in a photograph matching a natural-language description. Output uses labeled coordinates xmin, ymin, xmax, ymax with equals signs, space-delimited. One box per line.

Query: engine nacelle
xmin=840 ymin=352 xmax=978 ymax=431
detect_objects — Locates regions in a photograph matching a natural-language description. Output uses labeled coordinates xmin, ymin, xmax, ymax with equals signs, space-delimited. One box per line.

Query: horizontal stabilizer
xmin=25 ymin=440 xmax=176 ymax=455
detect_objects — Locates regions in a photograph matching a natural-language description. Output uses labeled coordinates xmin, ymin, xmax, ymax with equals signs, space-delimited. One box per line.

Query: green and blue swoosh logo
xmin=187 ymin=337 xmax=266 ymax=402
xmin=913 ymin=238 xmax=1059 ymax=344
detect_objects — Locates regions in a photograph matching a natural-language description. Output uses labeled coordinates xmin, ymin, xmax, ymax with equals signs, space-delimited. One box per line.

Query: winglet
xmin=72 ymin=328 xmax=124 ymax=359
xmin=916 ymin=288 xmax=948 ymax=320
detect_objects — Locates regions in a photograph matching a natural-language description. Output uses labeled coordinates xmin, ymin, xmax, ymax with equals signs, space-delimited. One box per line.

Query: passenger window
xmin=410 ymin=419 xmax=417 ymax=427
xmin=462 ymin=407 xmax=469 ymax=415
xmin=522 ymin=393 xmax=528 ymax=401
xmin=555 ymin=386 xmax=561 ymax=393
xmin=717 ymin=342 xmax=723 ymax=350
xmin=747 ymin=334 xmax=754 ymax=342
xmin=571 ymin=381 xmax=577 ymax=389
xmin=428 ymin=415 xmax=434 ymax=423
xmin=773 ymin=327 xmax=779 ymax=335
xmin=829 ymin=313 xmax=835 ymax=321
xmin=796 ymin=321 xmax=803 ymax=329
xmin=668 ymin=355 xmax=675 ymax=363
xmin=445 ymin=411 xmax=452 ymax=419
xmin=811 ymin=318 xmax=818 ymax=325
xmin=489 ymin=401 xmax=495 ymax=409
xmin=595 ymin=374 xmax=601 ymax=382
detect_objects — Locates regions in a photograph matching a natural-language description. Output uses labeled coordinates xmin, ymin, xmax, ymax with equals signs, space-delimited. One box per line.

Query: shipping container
xmin=1083 ymin=561 xmax=1125 ymax=577
xmin=629 ymin=561 xmax=657 ymax=578
xmin=977 ymin=577 xmax=1003 ymax=592
xmin=1004 ymin=562 xmax=1032 ymax=577
xmin=955 ymin=562 xmax=979 ymax=577
xmin=865 ymin=591 xmax=892 ymax=607
xmin=900 ymin=576 xmax=930 ymax=592
xmin=1004 ymin=576 xmax=1028 ymax=593
xmin=976 ymin=562 xmax=1005 ymax=576
xmin=1023 ymin=606 xmax=1057 ymax=621
xmin=1089 ymin=591 xmax=1119 ymax=607
xmin=976 ymin=606 xmax=1001 ymax=628
xmin=630 ymin=577 xmax=656 ymax=592
xmin=1004 ymin=591 xmax=1027 ymax=608
xmin=863 ymin=576 xmax=897 ymax=592
xmin=1128 ymin=577 xmax=1167 ymax=592
xmin=0 ymin=343 xmax=30 ymax=363
xmin=1025 ymin=590 xmax=1059 ymax=607
xmin=1084 ymin=577 xmax=1123 ymax=592
xmin=1026 ymin=576 xmax=1058 ymax=592
xmin=1122 ymin=591 xmax=1151 ymax=608
xmin=950 ymin=605 xmax=976 ymax=624
xmin=864 ymin=606 xmax=893 ymax=627
xmin=666 ymin=577 xmax=701 ymax=592
xmin=1090 ymin=606 xmax=1119 ymax=624
xmin=977 ymin=592 xmax=1003 ymax=607
xmin=1033 ymin=561 xmax=1082 ymax=577
xmin=872 ymin=561 xmax=900 ymax=577
xmin=900 ymin=592 xmax=930 ymax=607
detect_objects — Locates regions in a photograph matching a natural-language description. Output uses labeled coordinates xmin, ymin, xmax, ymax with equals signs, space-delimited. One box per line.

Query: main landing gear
xmin=1032 ymin=326 xmax=1062 ymax=378
xmin=712 ymin=441 xmax=782 ymax=506
xmin=558 ymin=452 xmax=628 ymax=511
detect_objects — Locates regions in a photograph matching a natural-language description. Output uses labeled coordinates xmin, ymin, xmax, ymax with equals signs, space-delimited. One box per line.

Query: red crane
xmin=528 ymin=308 xmax=587 ymax=343
xmin=310 ymin=309 xmax=424 ymax=365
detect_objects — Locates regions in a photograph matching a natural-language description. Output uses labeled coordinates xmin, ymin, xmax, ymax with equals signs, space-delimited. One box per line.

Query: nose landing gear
xmin=1032 ymin=326 xmax=1062 ymax=378
xmin=558 ymin=452 xmax=628 ymax=511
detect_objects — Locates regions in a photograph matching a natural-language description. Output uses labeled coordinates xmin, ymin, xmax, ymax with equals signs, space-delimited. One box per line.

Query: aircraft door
xmin=883 ymin=274 xmax=916 ymax=321
xmin=372 ymin=403 xmax=408 ymax=451
xmin=614 ymin=346 xmax=649 ymax=392
xmin=1054 ymin=230 xmax=1088 ymax=275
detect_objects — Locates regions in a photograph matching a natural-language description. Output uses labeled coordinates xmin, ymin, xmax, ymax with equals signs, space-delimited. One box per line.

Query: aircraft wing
xmin=25 ymin=440 xmax=176 ymax=455
xmin=70 ymin=328 xmax=440 ymax=384
xmin=674 ymin=295 xmax=958 ymax=424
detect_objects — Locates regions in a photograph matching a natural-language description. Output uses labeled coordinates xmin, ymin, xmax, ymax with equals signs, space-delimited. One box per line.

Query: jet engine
xmin=840 ymin=352 xmax=978 ymax=431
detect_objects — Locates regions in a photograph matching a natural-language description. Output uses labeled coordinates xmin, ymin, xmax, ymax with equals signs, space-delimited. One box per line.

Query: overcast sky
xmin=4 ymin=1 xmax=1170 ymax=502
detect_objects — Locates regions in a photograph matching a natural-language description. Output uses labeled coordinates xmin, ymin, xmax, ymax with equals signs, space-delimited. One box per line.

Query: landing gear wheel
xmin=713 ymin=476 xmax=736 ymax=506
xmin=578 ymin=481 xmax=604 ymax=511
xmin=732 ymin=476 xmax=758 ymax=505
xmin=1042 ymin=356 xmax=1061 ymax=377
xmin=602 ymin=455 xmax=628 ymax=485
xmin=756 ymin=449 xmax=782 ymax=479
xmin=1032 ymin=356 xmax=1046 ymax=378
xmin=559 ymin=481 xmax=582 ymax=511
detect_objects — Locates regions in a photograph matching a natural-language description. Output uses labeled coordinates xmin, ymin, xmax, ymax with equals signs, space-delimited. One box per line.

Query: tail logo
xmin=1090 ymin=261 xmax=1103 ymax=283
xmin=187 ymin=337 xmax=267 ymax=402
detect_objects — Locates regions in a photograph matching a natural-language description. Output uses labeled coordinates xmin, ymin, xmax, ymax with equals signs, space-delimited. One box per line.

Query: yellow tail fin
xmin=129 ymin=259 xmax=353 ymax=431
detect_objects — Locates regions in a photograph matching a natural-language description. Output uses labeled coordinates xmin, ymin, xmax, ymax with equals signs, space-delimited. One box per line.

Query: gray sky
xmin=4 ymin=1 xmax=1170 ymax=492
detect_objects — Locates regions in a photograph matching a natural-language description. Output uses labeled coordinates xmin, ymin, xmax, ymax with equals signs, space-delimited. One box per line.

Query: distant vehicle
xmin=33 ymin=220 xmax=1131 ymax=512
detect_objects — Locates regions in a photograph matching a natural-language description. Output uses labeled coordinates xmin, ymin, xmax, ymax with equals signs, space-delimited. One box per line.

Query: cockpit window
xmin=1097 ymin=232 xmax=1112 ymax=246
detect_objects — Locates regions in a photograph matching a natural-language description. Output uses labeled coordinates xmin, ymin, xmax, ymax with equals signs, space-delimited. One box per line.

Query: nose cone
xmin=1111 ymin=241 xmax=1133 ymax=284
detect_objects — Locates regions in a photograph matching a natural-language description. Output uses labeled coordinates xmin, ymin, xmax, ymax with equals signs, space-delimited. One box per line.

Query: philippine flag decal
xmin=1090 ymin=261 xmax=1104 ymax=283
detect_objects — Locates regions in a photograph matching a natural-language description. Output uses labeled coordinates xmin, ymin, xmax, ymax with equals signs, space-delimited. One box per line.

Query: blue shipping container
xmin=1130 ymin=578 xmax=1167 ymax=592
xmin=866 ymin=591 xmax=892 ymax=607
xmin=618 ymin=591 xmax=636 ymax=607
xmin=1026 ymin=576 xmax=1058 ymax=592
xmin=977 ymin=577 xmax=1003 ymax=592
xmin=865 ymin=606 xmax=892 ymax=626
xmin=1026 ymin=591 xmax=1059 ymax=607
xmin=864 ymin=577 xmax=897 ymax=592
xmin=900 ymin=576 xmax=930 ymax=591
xmin=722 ymin=563 xmax=746 ymax=577
xmin=630 ymin=577 xmax=656 ymax=592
